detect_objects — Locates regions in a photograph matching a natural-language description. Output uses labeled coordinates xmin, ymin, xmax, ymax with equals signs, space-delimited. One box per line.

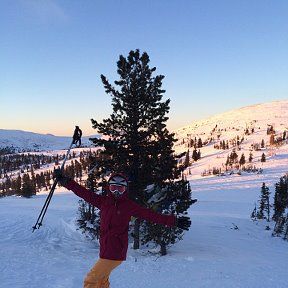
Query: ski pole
xmin=32 ymin=139 xmax=74 ymax=232
xmin=38 ymin=140 xmax=74 ymax=226
xmin=87 ymin=164 xmax=98 ymax=175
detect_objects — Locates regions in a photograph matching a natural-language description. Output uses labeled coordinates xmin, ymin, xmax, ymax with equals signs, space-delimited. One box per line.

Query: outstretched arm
xmin=54 ymin=169 xmax=103 ymax=209
xmin=66 ymin=180 xmax=103 ymax=209
xmin=130 ymin=201 xmax=191 ymax=230
xmin=132 ymin=203 xmax=176 ymax=227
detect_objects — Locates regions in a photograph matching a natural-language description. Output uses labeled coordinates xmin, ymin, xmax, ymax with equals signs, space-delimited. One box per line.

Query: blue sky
xmin=1 ymin=0 xmax=287 ymax=136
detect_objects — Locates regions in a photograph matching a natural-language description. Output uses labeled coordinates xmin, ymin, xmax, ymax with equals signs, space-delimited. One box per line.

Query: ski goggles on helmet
xmin=109 ymin=184 xmax=126 ymax=194
xmin=108 ymin=175 xmax=128 ymax=195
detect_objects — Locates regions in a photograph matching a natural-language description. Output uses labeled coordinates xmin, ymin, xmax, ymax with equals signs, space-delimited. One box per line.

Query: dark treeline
xmin=1 ymin=153 xmax=61 ymax=176
xmin=0 ymin=150 xmax=99 ymax=198
xmin=0 ymin=147 xmax=17 ymax=156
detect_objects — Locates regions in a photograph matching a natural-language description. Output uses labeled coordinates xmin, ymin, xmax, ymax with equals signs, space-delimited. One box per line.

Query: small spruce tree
xmin=261 ymin=153 xmax=266 ymax=163
xmin=249 ymin=152 xmax=253 ymax=163
xmin=257 ymin=183 xmax=270 ymax=221
xmin=239 ymin=153 xmax=246 ymax=168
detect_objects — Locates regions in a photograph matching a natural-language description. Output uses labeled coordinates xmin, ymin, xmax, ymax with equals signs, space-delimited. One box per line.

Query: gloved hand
xmin=176 ymin=216 xmax=191 ymax=231
xmin=53 ymin=168 xmax=71 ymax=186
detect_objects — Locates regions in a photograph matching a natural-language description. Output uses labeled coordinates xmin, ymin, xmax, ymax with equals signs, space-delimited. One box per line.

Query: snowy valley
xmin=1 ymin=100 xmax=288 ymax=288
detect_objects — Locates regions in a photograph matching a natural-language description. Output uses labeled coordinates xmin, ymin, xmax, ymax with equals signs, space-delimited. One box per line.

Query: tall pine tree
xmin=90 ymin=49 xmax=193 ymax=252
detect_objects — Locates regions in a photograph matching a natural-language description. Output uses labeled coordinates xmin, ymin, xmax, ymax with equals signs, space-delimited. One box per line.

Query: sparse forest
xmin=0 ymin=150 xmax=98 ymax=198
xmin=251 ymin=175 xmax=288 ymax=240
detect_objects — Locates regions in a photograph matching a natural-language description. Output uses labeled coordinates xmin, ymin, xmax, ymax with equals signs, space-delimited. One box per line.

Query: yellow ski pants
xmin=84 ymin=258 xmax=123 ymax=288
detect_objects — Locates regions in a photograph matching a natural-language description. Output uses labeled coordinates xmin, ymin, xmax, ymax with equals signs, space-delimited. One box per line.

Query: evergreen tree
xmin=261 ymin=153 xmax=266 ymax=163
xmin=197 ymin=149 xmax=201 ymax=160
xmin=192 ymin=148 xmax=199 ymax=162
xmin=273 ymin=213 xmax=286 ymax=237
xmin=257 ymin=183 xmax=271 ymax=221
xmin=219 ymin=141 xmax=223 ymax=150
xmin=239 ymin=153 xmax=246 ymax=168
xmin=189 ymin=138 xmax=194 ymax=148
xmin=45 ymin=172 xmax=51 ymax=190
xmin=283 ymin=131 xmax=287 ymax=141
xmin=273 ymin=175 xmax=288 ymax=222
xmin=250 ymin=202 xmax=257 ymax=221
xmin=249 ymin=152 xmax=253 ymax=163
xmin=283 ymin=212 xmax=288 ymax=240
xmin=272 ymin=175 xmax=288 ymax=238
xmin=184 ymin=150 xmax=190 ymax=168
xmin=89 ymin=49 xmax=193 ymax=252
xmin=21 ymin=174 xmax=36 ymax=198
xmin=15 ymin=175 xmax=22 ymax=195
xmin=225 ymin=140 xmax=229 ymax=150
xmin=261 ymin=139 xmax=265 ymax=148
xmin=230 ymin=149 xmax=238 ymax=164
xmin=141 ymin=178 xmax=193 ymax=255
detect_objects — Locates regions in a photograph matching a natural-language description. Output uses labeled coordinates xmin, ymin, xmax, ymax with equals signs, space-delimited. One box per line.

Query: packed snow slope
xmin=1 ymin=100 xmax=288 ymax=288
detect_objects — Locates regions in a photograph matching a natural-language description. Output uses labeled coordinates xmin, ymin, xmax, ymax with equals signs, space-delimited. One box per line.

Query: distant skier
xmin=72 ymin=125 xmax=82 ymax=146
xmin=54 ymin=170 xmax=191 ymax=288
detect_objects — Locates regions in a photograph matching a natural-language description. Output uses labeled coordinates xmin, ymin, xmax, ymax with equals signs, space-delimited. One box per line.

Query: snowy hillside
xmin=174 ymin=100 xmax=288 ymax=142
xmin=1 ymin=100 xmax=288 ymax=287
xmin=0 ymin=129 xmax=98 ymax=152
xmin=173 ymin=100 xmax=288 ymax=182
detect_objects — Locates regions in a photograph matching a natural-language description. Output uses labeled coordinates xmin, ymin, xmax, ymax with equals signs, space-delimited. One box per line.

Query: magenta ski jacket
xmin=65 ymin=180 xmax=176 ymax=261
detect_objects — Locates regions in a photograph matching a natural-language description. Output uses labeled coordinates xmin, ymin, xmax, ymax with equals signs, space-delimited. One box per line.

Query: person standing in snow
xmin=54 ymin=170 xmax=191 ymax=288
xmin=72 ymin=126 xmax=82 ymax=146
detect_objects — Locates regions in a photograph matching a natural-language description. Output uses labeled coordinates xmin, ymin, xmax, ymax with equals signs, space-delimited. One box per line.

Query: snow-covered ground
xmin=1 ymin=157 xmax=288 ymax=288
xmin=1 ymin=100 xmax=288 ymax=287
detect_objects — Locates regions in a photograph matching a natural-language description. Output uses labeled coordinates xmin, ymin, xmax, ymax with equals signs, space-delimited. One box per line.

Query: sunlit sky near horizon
xmin=1 ymin=0 xmax=287 ymax=136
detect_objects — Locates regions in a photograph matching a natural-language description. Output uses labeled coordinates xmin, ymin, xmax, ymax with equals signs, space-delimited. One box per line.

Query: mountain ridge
xmin=0 ymin=129 xmax=98 ymax=152
xmin=1 ymin=100 xmax=287 ymax=153
xmin=173 ymin=100 xmax=288 ymax=143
